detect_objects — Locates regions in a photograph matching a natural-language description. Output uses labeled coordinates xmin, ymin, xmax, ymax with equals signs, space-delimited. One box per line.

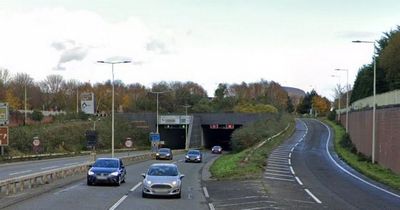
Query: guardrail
xmin=0 ymin=152 xmax=153 ymax=196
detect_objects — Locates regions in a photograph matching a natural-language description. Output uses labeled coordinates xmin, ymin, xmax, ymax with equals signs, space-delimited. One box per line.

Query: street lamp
xmin=352 ymin=40 xmax=376 ymax=163
xmin=183 ymin=105 xmax=191 ymax=150
xmin=331 ymin=75 xmax=341 ymax=123
xmin=335 ymin=69 xmax=349 ymax=132
xmin=150 ymin=91 xmax=169 ymax=134
xmin=97 ymin=60 xmax=131 ymax=158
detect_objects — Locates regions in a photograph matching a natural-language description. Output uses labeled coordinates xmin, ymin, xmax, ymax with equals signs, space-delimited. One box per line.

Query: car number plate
xmin=97 ymin=175 xmax=107 ymax=180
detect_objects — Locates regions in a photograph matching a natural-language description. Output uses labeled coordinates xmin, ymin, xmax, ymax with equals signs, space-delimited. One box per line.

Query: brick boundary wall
xmin=338 ymin=107 xmax=400 ymax=174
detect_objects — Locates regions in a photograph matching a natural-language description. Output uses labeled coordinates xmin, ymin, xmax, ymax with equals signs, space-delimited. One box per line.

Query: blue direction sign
xmin=149 ymin=133 xmax=160 ymax=142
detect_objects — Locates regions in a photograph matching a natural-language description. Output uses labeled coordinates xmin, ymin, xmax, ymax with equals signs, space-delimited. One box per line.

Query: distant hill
xmin=283 ymin=86 xmax=305 ymax=106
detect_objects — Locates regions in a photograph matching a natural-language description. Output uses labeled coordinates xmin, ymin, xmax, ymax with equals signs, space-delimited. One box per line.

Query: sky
xmin=0 ymin=0 xmax=400 ymax=100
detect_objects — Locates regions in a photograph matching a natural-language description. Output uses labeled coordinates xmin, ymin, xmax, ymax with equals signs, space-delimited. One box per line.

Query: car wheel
xmin=175 ymin=191 xmax=181 ymax=199
xmin=87 ymin=180 xmax=92 ymax=186
xmin=115 ymin=177 xmax=121 ymax=186
xmin=142 ymin=191 xmax=148 ymax=198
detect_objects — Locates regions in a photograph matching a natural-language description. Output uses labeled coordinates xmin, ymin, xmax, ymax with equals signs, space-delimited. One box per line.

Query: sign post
xmin=0 ymin=126 xmax=8 ymax=156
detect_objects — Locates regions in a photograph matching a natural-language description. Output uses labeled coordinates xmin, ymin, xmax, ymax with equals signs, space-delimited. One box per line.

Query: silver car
xmin=141 ymin=163 xmax=184 ymax=198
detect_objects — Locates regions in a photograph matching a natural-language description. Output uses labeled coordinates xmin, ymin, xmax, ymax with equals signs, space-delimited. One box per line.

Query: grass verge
xmin=210 ymin=121 xmax=295 ymax=180
xmin=324 ymin=119 xmax=400 ymax=190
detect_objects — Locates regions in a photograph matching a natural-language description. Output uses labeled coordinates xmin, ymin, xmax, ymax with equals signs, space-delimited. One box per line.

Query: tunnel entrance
xmin=202 ymin=124 xmax=242 ymax=151
xmin=159 ymin=125 xmax=186 ymax=149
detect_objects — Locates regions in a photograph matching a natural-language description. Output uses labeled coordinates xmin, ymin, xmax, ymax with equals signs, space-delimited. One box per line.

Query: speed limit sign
xmin=125 ymin=138 xmax=133 ymax=148
xmin=33 ymin=137 xmax=40 ymax=146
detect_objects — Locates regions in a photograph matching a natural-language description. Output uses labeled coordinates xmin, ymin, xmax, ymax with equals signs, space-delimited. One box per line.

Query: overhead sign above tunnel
xmin=159 ymin=115 xmax=191 ymax=125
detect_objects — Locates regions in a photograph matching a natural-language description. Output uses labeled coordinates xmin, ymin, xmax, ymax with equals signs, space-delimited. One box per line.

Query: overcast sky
xmin=1 ymin=0 xmax=399 ymax=99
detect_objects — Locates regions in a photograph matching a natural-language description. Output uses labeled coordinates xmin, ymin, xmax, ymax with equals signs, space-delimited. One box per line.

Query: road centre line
xmin=109 ymin=195 xmax=128 ymax=210
xmin=304 ymin=189 xmax=322 ymax=204
xmin=208 ymin=203 xmax=215 ymax=210
xmin=203 ymin=187 xmax=210 ymax=198
xmin=318 ymin=120 xmax=400 ymax=199
xmin=290 ymin=166 xmax=295 ymax=175
xmin=130 ymin=182 xmax=142 ymax=192
xmin=295 ymin=176 xmax=304 ymax=185
xmin=265 ymin=172 xmax=293 ymax=178
xmin=9 ymin=170 xmax=32 ymax=176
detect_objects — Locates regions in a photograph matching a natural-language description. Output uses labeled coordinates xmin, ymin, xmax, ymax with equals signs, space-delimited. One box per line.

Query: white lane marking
xmin=268 ymin=160 xmax=288 ymax=164
xmin=265 ymin=176 xmax=295 ymax=182
xmin=109 ymin=195 xmax=128 ymax=210
xmin=289 ymin=166 xmax=295 ymax=175
xmin=130 ymin=182 xmax=142 ymax=192
xmin=288 ymin=153 xmax=292 ymax=158
xmin=217 ymin=200 xmax=277 ymax=207
xmin=9 ymin=170 xmax=32 ymax=176
xmin=266 ymin=168 xmax=291 ymax=174
xmin=208 ymin=203 xmax=215 ymax=210
xmin=64 ymin=162 xmax=82 ymax=166
xmin=319 ymin=120 xmax=400 ymax=199
xmin=268 ymin=157 xmax=288 ymax=161
xmin=295 ymin=143 xmax=299 ymax=147
xmin=305 ymin=189 xmax=322 ymax=204
xmin=223 ymin=195 xmax=270 ymax=200
xmin=290 ymin=147 xmax=295 ymax=152
xmin=41 ymin=166 xmax=59 ymax=170
xmin=295 ymin=176 xmax=304 ymax=185
xmin=203 ymin=187 xmax=210 ymax=198
xmin=288 ymin=159 xmax=291 ymax=165
xmin=264 ymin=172 xmax=293 ymax=178
xmin=267 ymin=163 xmax=289 ymax=168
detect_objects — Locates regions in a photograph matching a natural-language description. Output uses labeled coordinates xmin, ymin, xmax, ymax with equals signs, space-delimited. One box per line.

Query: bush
xmin=339 ymin=133 xmax=357 ymax=153
xmin=327 ymin=110 xmax=336 ymax=121
xmin=31 ymin=110 xmax=44 ymax=122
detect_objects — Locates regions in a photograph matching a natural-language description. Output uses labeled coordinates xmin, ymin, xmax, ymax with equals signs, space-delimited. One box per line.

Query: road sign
xmin=0 ymin=126 xmax=9 ymax=146
xmin=149 ymin=133 xmax=160 ymax=142
xmin=0 ymin=103 xmax=9 ymax=125
xmin=32 ymin=136 xmax=40 ymax=146
xmin=125 ymin=138 xmax=133 ymax=148
xmin=81 ymin=92 xmax=95 ymax=114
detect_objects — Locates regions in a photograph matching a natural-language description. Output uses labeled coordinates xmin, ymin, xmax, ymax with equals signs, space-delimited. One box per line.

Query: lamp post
xmin=97 ymin=60 xmax=131 ymax=158
xmin=24 ymin=85 xmax=27 ymax=126
xmin=335 ymin=69 xmax=349 ymax=132
xmin=331 ymin=75 xmax=341 ymax=123
xmin=150 ymin=91 xmax=169 ymax=134
xmin=183 ymin=105 xmax=191 ymax=150
xmin=352 ymin=40 xmax=376 ymax=163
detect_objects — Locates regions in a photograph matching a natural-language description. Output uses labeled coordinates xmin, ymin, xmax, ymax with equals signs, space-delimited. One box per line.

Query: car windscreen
xmin=148 ymin=166 xmax=178 ymax=176
xmin=159 ymin=149 xmax=170 ymax=153
xmin=93 ymin=159 xmax=119 ymax=168
xmin=188 ymin=151 xmax=200 ymax=155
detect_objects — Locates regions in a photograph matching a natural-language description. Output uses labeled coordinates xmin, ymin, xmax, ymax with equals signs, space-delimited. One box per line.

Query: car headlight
xmin=146 ymin=180 xmax=152 ymax=185
xmin=172 ymin=181 xmax=177 ymax=186
xmin=88 ymin=170 xmax=94 ymax=176
xmin=110 ymin=171 xmax=119 ymax=176
xmin=185 ymin=155 xmax=189 ymax=158
xmin=197 ymin=156 xmax=201 ymax=159
xmin=156 ymin=153 xmax=160 ymax=156
xmin=166 ymin=154 xmax=170 ymax=156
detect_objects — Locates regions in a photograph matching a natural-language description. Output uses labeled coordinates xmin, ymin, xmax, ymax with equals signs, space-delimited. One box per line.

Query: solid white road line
xmin=109 ymin=195 xmax=128 ymax=210
xmin=289 ymin=166 xmax=295 ymax=175
xmin=264 ymin=172 xmax=293 ymax=178
xmin=295 ymin=176 xmax=304 ymax=185
xmin=305 ymin=189 xmax=322 ymax=204
xmin=130 ymin=182 xmax=142 ymax=192
xmin=208 ymin=203 xmax=215 ymax=210
xmin=265 ymin=176 xmax=295 ymax=182
xmin=319 ymin=120 xmax=400 ymax=199
xmin=41 ymin=166 xmax=59 ymax=170
xmin=9 ymin=170 xmax=32 ymax=176
xmin=203 ymin=187 xmax=210 ymax=198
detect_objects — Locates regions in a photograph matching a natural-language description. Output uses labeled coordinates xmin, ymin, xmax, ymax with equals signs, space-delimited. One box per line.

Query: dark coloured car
xmin=185 ymin=149 xmax=202 ymax=163
xmin=142 ymin=163 xmax=184 ymax=198
xmin=156 ymin=148 xmax=173 ymax=160
xmin=87 ymin=158 xmax=126 ymax=186
xmin=211 ymin=146 xmax=222 ymax=154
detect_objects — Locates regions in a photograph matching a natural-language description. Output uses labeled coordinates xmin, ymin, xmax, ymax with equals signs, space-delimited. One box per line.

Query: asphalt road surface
xmin=4 ymin=153 xmax=214 ymax=210
xmin=263 ymin=118 xmax=400 ymax=210
xmin=0 ymin=151 xmax=149 ymax=181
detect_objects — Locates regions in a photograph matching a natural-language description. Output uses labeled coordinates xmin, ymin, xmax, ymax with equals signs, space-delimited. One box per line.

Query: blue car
xmin=87 ymin=158 xmax=126 ymax=186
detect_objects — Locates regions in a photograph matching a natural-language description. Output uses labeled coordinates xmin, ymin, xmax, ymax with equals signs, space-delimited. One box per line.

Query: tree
xmin=380 ymin=31 xmax=400 ymax=90
xmin=297 ymin=90 xmax=318 ymax=114
xmin=31 ymin=110 xmax=44 ymax=122
xmin=312 ymin=95 xmax=331 ymax=116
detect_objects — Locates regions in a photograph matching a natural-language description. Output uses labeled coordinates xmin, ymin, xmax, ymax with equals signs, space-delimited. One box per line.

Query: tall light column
xmin=331 ymin=75 xmax=341 ymax=123
xmin=352 ymin=40 xmax=376 ymax=163
xmin=24 ymin=85 xmax=27 ymax=126
xmin=150 ymin=91 xmax=168 ymax=134
xmin=183 ymin=105 xmax=191 ymax=150
xmin=97 ymin=60 xmax=131 ymax=158
xmin=335 ymin=69 xmax=349 ymax=132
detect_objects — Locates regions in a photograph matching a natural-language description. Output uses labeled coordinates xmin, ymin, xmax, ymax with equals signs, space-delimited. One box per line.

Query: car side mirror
xmin=180 ymin=174 xmax=185 ymax=180
xmin=87 ymin=164 xmax=92 ymax=169
xmin=141 ymin=173 xmax=146 ymax=178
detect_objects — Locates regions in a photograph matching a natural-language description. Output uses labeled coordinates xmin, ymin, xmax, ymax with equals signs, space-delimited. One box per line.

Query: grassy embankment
xmin=325 ymin=119 xmax=400 ymax=190
xmin=210 ymin=117 xmax=295 ymax=180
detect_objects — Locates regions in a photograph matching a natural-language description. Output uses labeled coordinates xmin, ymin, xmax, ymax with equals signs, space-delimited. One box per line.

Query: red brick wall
xmin=339 ymin=107 xmax=400 ymax=174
